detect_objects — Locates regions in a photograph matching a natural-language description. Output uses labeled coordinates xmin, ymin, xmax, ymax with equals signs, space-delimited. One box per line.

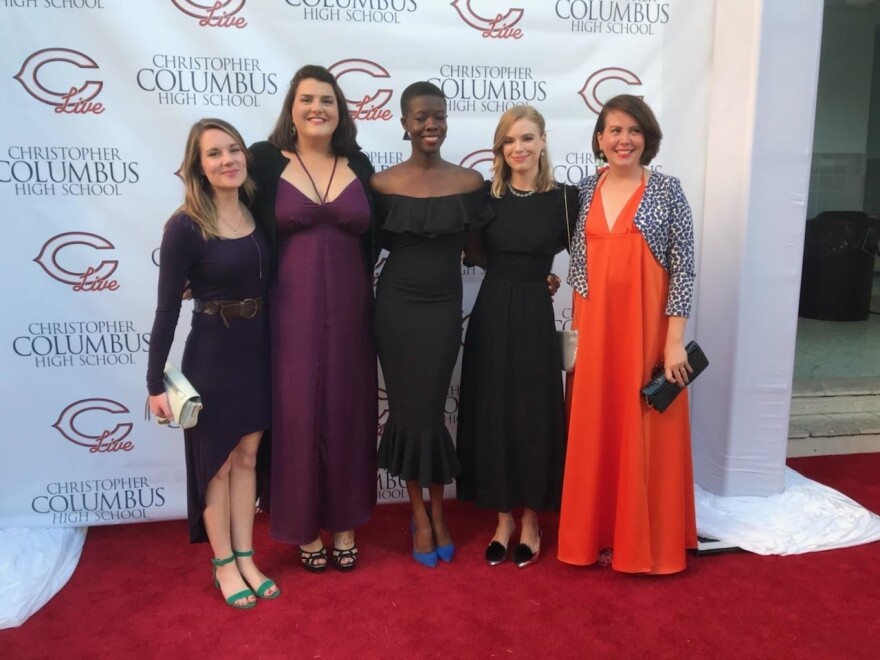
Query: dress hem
xmin=268 ymin=510 xmax=374 ymax=546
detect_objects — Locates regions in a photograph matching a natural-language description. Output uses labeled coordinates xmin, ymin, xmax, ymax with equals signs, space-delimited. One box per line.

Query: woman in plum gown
xmin=249 ymin=65 xmax=378 ymax=572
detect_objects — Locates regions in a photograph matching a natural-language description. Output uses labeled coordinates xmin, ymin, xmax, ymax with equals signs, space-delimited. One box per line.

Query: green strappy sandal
xmin=233 ymin=549 xmax=280 ymax=599
xmin=212 ymin=554 xmax=256 ymax=609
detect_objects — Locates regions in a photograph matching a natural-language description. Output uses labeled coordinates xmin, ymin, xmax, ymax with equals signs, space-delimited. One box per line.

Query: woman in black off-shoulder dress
xmin=372 ymin=82 xmax=490 ymax=568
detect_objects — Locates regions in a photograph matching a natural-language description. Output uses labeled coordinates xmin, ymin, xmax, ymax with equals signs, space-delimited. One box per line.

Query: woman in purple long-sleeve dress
xmin=147 ymin=118 xmax=278 ymax=609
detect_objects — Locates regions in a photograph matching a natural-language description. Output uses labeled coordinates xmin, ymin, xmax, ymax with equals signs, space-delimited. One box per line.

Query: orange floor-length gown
xmin=557 ymin=174 xmax=697 ymax=574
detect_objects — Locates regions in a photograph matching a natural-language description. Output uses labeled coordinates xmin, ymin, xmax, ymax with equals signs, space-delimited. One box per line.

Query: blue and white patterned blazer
xmin=566 ymin=170 xmax=695 ymax=317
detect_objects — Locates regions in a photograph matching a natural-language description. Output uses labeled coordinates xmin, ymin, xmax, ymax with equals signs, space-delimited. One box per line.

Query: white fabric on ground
xmin=0 ymin=527 xmax=86 ymax=629
xmin=696 ymin=467 xmax=880 ymax=555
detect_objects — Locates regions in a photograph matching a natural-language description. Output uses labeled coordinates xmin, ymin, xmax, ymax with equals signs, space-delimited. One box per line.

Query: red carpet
xmin=2 ymin=454 xmax=879 ymax=659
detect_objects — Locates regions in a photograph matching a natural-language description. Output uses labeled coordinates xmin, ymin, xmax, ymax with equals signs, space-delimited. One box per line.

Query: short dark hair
xmin=591 ymin=94 xmax=662 ymax=165
xmin=400 ymin=81 xmax=445 ymax=116
xmin=268 ymin=64 xmax=360 ymax=155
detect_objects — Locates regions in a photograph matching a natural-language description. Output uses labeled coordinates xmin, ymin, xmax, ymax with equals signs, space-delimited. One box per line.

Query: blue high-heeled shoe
xmin=428 ymin=514 xmax=454 ymax=562
xmin=411 ymin=518 xmax=438 ymax=568
xmin=436 ymin=541 xmax=455 ymax=563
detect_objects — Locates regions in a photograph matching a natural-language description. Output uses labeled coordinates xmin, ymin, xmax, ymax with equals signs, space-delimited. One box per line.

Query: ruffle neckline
xmin=376 ymin=189 xmax=493 ymax=237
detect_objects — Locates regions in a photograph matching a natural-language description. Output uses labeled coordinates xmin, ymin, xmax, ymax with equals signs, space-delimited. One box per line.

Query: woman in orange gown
xmin=558 ymin=95 xmax=697 ymax=575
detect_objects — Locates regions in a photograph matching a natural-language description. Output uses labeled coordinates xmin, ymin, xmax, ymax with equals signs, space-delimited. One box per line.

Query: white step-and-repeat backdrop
xmin=0 ymin=0 xmax=715 ymax=527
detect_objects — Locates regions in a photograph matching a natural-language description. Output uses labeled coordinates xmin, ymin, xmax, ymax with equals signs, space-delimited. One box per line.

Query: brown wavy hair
xmin=174 ymin=118 xmax=256 ymax=240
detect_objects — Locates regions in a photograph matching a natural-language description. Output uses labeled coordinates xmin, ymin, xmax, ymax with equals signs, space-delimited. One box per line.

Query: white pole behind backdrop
xmin=692 ymin=0 xmax=824 ymax=496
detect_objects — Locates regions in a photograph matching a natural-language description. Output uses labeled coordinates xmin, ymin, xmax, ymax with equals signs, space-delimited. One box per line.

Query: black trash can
xmin=799 ymin=211 xmax=879 ymax=321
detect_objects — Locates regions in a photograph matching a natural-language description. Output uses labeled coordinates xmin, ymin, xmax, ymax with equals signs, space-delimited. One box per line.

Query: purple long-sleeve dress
xmin=268 ymin=178 xmax=377 ymax=544
xmin=147 ymin=214 xmax=271 ymax=543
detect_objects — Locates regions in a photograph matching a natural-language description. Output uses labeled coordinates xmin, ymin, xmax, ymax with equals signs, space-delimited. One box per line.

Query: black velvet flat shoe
xmin=513 ymin=531 xmax=542 ymax=569
xmin=484 ymin=541 xmax=508 ymax=566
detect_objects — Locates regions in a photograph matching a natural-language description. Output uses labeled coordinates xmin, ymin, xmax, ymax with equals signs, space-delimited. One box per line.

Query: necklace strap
xmin=293 ymin=151 xmax=339 ymax=204
xmin=218 ymin=204 xmax=246 ymax=235
xmin=507 ymin=182 xmax=535 ymax=198
xmin=563 ymin=185 xmax=571 ymax=251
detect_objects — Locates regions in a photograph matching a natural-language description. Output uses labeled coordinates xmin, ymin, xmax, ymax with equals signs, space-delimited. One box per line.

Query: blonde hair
xmin=174 ymin=118 xmax=256 ymax=239
xmin=489 ymin=105 xmax=555 ymax=199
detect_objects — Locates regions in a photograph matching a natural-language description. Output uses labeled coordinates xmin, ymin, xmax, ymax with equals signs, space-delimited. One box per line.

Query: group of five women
xmin=147 ymin=65 xmax=697 ymax=609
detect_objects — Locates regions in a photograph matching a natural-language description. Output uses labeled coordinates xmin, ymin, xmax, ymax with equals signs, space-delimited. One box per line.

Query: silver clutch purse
xmin=559 ymin=329 xmax=578 ymax=374
xmin=161 ymin=362 xmax=203 ymax=429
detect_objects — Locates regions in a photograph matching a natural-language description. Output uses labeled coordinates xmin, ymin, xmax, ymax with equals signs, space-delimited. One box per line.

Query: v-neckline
xmin=279 ymin=176 xmax=356 ymax=206
xmin=597 ymin=171 xmax=645 ymax=233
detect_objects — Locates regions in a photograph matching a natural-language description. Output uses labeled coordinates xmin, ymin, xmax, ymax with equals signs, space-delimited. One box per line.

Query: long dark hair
xmin=268 ymin=64 xmax=360 ymax=155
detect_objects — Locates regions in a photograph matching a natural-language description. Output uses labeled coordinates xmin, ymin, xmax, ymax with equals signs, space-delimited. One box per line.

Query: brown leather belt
xmin=193 ymin=297 xmax=266 ymax=327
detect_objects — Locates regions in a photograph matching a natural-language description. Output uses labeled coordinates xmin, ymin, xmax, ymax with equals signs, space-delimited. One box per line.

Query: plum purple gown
xmin=268 ymin=178 xmax=377 ymax=544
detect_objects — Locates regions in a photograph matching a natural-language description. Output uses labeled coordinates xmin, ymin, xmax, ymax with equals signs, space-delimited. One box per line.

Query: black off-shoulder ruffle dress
xmin=374 ymin=190 xmax=491 ymax=487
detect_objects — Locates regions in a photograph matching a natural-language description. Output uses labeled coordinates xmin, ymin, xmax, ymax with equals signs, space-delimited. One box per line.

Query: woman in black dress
xmin=147 ymin=118 xmax=277 ymax=608
xmin=457 ymin=105 xmax=578 ymax=568
xmin=372 ymin=82 xmax=489 ymax=568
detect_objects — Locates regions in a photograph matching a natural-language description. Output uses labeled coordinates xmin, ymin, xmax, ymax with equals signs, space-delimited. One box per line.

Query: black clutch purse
xmin=640 ymin=341 xmax=708 ymax=413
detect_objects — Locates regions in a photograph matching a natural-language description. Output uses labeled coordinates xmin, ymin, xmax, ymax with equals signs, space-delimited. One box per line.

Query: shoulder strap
xmin=563 ymin=185 xmax=572 ymax=251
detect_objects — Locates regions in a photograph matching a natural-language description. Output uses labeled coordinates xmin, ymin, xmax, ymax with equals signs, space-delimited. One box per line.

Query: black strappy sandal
xmin=298 ymin=545 xmax=328 ymax=573
xmin=332 ymin=545 xmax=359 ymax=572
